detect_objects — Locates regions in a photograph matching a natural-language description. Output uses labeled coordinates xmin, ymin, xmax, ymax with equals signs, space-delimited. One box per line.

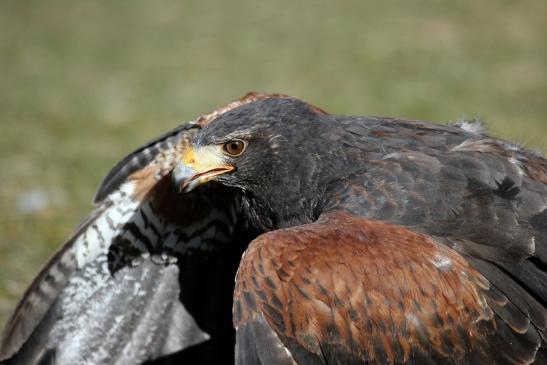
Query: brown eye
xmin=223 ymin=139 xmax=246 ymax=157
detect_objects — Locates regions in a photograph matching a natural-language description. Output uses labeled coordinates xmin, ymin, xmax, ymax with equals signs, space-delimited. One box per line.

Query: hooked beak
xmin=172 ymin=145 xmax=235 ymax=192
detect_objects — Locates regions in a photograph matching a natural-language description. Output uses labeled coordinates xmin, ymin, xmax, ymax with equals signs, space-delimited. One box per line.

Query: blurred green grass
xmin=1 ymin=0 xmax=546 ymax=327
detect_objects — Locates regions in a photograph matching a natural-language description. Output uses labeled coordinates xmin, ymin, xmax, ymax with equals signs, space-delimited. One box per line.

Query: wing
xmin=0 ymin=92 xmax=279 ymax=364
xmin=5 ymin=255 xmax=210 ymax=365
xmin=234 ymin=212 xmax=543 ymax=364
xmin=323 ymin=120 xmax=547 ymax=360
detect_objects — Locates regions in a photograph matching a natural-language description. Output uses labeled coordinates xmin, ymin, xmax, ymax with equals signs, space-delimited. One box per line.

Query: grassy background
xmin=1 ymin=0 xmax=546 ymax=328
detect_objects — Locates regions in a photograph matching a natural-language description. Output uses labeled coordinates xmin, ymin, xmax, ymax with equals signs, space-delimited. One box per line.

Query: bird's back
xmin=325 ymin=116 xmax=547 ymax=353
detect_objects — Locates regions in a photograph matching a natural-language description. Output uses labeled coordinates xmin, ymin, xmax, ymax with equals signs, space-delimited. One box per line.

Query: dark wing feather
xmin=0 ymin=93 xmax=283 ymax=364
xmin=234 ymin=212 xmax=542 ymax=364
xmin=323 ymin=118 xmax=547 ymax=357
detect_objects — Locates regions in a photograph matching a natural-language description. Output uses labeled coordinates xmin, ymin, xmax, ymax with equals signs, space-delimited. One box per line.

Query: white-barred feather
xmin=74 ymin=182 xmax=140 ymax=269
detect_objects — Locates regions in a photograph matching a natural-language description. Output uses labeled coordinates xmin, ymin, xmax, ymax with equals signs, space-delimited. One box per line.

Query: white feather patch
xmin=74 ymin=182 xmax=140 ymax=269
xmin=454 ymin=120 xmax=485 ymax=134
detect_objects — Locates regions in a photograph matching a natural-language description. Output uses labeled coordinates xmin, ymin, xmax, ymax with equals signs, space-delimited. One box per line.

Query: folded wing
xmin=234 ymin=212 xmax=543 ymax=364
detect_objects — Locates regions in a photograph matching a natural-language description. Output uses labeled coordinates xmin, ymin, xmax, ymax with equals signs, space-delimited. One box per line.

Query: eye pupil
xmin=223 ymin=140 xmax=246 ymax=156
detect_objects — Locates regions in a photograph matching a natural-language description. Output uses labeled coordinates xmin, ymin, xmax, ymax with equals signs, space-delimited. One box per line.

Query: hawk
xmin=0 ymin=93 xmax=545 ymax=364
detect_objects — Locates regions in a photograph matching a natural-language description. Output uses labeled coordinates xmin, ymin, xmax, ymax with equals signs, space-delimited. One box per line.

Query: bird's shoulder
xmin=234 ymin=212 xmax=543 ymax=364
xmin=313 ymin=117 xmax=547 ymax=362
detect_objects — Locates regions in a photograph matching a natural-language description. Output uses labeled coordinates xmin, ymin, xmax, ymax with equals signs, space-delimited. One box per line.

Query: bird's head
xmin=172 ymin=97 xmax=346 ymax=230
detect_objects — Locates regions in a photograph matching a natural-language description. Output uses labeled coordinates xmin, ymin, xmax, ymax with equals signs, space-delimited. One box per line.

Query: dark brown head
xmin=172 ymin=97 xmax=347 ymax=231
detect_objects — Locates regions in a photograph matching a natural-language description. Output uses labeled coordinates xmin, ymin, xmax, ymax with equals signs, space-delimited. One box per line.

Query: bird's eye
xmin=222 ymin=139 xmax=247 ymax=157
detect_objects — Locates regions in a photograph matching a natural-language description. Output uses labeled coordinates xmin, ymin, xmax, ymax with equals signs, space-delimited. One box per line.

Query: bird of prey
xmin=0 ymin=93 xmax=546 ymax=364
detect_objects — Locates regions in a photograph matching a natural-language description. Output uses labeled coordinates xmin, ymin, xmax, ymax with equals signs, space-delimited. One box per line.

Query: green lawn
xmin=1 ymin=0 xmax=546 ymax=327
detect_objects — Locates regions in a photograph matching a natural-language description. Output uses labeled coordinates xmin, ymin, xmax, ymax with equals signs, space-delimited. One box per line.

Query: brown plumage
xmin=234 ymin=212 xmax=539 ymax=364
xmin=173 ymin=95 xmax=546 ymax=364
xmin=1 ymin=93 xmax=545 ymax=364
